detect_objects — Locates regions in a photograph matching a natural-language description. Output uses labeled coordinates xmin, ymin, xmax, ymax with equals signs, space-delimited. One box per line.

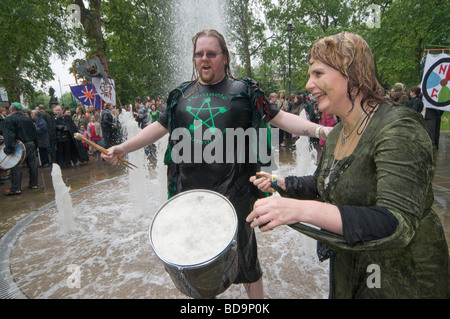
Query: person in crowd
xmin=101 ymin=103 xmax=117 ymax=149
xmin=0 ymin=106 xmax=6 ymax=135
xmin=408 ymin=86 xmax=424 ymax=113
xmin=288 ymin=95 xmax=306 ymax=148
xmin=73 ymin=106 xmax=89 ymax=130
xmin=52 ymin=105 xmax=89 ymax=168
xmin=3 ymin=103 xmax=38 ymax=194
xmin=248 ymin=31 xmax=449 ymax=298
xmin=79 ymin=124 xmax=90 ymax=153
xmin=289 ymin=94 xmax=306 ymax=117
xmin=64 ymin=107 xmax=72 ymax=117
xmin=286 ymin=93 xmax=295 ymax=113
xmin=390 ymin=82 xmax=409 ymax=105
xmin=149 ymin=103 xmax=160 ymax=123
xmin=134 ymin=97 xmax=151 ymax=129
xmin=156 ymin=95 xmax=167 ymax=112
xmin=87 ymin=104 xmax=101 ymax=123
xmin=277 ymin=90 xmax=288 ymax=146
xmin=30 ymin=110 xmax=51 ymax=168
xmin=87 ymin=115 xmax=102 ymax=156
xmin=101 ymin=29 xmax=330 ymax=299
xmin=424 ymin=107 xmax=444 ymax=150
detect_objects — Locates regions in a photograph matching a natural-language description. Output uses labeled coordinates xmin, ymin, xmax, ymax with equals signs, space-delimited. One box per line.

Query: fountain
xmin=51 ymin=164 xmax=75 ymax=236
xmin=0 ymin=0 xmax=329 ymax=299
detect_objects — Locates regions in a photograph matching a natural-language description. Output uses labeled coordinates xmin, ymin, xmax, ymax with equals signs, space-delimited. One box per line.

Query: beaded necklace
xmin=324 ymin=110 xmax=367 ymax=187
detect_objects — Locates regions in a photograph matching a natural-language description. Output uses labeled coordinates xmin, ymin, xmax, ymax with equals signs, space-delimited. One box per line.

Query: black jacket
xmin=3 ymin=112 xmax=37 ymax=154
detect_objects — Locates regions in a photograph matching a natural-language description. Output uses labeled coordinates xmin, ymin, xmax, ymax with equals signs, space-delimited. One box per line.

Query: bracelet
xmin=315 ymin=125 xmax=324 ymax=139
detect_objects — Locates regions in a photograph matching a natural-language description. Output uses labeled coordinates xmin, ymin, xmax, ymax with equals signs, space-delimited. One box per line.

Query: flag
xmin=92 ymin=77 xmax=116 ymax=106
xmin=421 ymin=52 xmax=450 ymax=112
xmin=74 ymin=56 xmax=110 ymax=85
xmin=70 ymin=83 xmax=102 ymax=110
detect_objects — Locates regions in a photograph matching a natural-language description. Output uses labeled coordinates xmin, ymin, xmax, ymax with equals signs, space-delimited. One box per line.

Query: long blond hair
xmin=307 ymin=32 xmax=386 ymax=113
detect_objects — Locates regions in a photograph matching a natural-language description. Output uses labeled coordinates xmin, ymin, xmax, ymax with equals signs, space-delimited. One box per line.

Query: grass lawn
xmin=441 ymin=111 xmax=450 ymax=131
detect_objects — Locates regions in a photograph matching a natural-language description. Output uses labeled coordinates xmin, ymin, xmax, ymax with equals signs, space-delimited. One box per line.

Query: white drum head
xmin=150 ymin=190 xmax=237 ymax=267
xmin=0 ymin=141 xmax=25 ymax=170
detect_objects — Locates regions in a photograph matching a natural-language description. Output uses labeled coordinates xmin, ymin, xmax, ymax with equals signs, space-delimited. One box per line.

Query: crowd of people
xmin=0 ymin=96 xmax=166 ymax=195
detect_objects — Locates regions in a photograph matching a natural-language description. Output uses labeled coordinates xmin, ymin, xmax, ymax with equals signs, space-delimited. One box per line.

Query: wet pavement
xmin=1 ymin=132 xmax=449 ymax=246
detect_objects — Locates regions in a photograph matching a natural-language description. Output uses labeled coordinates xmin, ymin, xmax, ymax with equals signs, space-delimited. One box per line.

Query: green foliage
xmin=233 ymin=0 xmax=449 ymax=93
xmin=101 ymin=0 xmax=175 ymax=104
xmin=441 ymin=112 xmax=450 ymax=131
xmin=0 ymin=0 xmax=75 ymax=103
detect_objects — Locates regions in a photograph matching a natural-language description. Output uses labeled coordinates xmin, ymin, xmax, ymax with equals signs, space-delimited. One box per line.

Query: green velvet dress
xmin=290 ymin=102 xmax=449 ymax=298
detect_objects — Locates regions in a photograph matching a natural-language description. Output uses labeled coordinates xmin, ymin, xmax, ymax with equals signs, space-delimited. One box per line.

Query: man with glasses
xmin=103 ymin=29 xmax=329 ymax=298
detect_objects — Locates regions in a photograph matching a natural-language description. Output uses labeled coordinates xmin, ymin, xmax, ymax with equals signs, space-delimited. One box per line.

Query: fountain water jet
xmin=51 ymin=163 xmax=75 ymax=235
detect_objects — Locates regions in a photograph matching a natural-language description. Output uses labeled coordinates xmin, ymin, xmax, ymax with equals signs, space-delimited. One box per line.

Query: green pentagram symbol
xmin=186 ymin=97 xmax=227 ymax=134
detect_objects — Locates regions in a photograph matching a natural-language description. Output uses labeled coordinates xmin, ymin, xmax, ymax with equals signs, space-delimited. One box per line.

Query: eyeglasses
xmin=194 ymin=51 xmax=223 ymax=59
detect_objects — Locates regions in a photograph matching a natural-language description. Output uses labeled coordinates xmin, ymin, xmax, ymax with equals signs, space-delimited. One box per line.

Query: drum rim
xmin=148 ymin=189 xmax=237 ymax=269
xmin=0 ymin=140 xmax=26 ymax=170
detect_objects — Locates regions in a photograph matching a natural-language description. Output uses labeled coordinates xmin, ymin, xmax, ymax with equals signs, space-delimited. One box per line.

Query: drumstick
xmin=74 ymin=133 xmax=137 ymax=169
xmin=255 ymin=174 xmax=288 ymax=197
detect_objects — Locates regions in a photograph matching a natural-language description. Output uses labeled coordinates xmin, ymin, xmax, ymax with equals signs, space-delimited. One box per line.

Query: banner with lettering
xmin=421 ymin=53 xmax=450 ymax=111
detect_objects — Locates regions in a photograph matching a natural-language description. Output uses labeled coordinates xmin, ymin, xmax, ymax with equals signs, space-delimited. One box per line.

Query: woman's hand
xmin=249 ymin=171 xmax=286 ymax=193
xmin=246 ymin=196 xmax=302 ymax=232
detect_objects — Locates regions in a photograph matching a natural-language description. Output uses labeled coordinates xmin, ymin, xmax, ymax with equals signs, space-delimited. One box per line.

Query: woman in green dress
xmin=248 ymin=32 xmax=449 ymax=298
xmin=149 ymin=103 xmax=160 ymax=123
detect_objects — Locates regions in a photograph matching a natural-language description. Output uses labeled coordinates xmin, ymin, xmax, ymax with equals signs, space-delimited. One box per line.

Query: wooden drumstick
xmin=74 ymin=133 xmax=137 ymax=169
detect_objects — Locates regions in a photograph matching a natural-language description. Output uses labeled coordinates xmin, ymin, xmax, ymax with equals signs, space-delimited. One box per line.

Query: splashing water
xmin=51 ymin=163 xmax=75 ymax=236
xmin=294 ymin=110 xmax=318 ymax=176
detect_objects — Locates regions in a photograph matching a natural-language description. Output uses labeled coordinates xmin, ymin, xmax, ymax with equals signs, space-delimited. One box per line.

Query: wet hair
xmin=307 ymin=32 xmax=386 ymax=113
xmin=191 ymin=29 xmax=233 ymax=81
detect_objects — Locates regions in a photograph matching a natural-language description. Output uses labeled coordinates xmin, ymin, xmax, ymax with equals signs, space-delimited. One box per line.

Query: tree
xmin=261 ymin=0 xmax=354 ymax=91
xmin=357 ymin=0 xmax=450 ymax=88
xmin=102 ymin=0 xmax=175 ymax=103
xmin=0 ymin=0 xmax=75 ymax=103
xmin=226 ymin=0 xmax=269 ymax=78
xmin=70 ymin=0 xmax=175 ymax=105
xmin=74 ymin=0 xmax=109 ymax=70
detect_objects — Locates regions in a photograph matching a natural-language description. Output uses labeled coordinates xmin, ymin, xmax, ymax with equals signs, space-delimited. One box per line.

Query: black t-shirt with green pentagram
xmin=158 ymin=77 xmax=279 ymax=196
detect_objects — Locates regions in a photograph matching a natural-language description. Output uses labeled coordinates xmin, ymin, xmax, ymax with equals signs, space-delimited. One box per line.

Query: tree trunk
xmin=75 ymin=0 xmax=109 ymax=72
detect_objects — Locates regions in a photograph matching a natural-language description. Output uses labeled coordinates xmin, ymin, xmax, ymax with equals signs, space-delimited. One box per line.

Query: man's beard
xmin=199 ymin=69 xmax=215 ymax=84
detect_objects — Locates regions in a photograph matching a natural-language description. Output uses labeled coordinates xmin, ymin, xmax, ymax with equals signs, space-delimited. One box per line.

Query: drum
xmin=149 ymin=190 xmax=238 ymax=299
xmin=0 ymin=140 xmax=26 ymax=170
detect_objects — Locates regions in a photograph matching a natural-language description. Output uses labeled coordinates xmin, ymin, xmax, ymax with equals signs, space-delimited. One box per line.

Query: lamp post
xmin=287 ymin=23 xmax=294 ymax=97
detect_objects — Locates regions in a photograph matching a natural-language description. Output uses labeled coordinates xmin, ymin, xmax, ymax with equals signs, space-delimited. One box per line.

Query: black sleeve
xmin=339 ymin=205 xmax=399 ymax=247
xmin=283 ymin=175 xmax=319 ymax=200
xmin=157 ymin=108 xmax=168 ymax=129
